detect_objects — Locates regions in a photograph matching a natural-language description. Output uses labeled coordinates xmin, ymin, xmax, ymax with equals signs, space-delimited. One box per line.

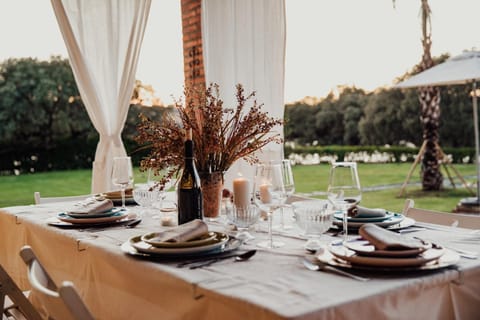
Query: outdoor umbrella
xmin=395 ymin=50 xmax=480 ymax=204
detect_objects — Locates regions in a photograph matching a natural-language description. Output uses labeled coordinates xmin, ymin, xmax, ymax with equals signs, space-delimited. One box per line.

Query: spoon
xmin=302 ymin=258 xmax=370 ymax=282
xmin=189 ymin=250 xmax=257 ymax=269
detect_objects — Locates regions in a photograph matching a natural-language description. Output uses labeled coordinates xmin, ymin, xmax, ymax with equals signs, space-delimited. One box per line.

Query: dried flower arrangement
xmin=135 ymin=83 xmax=283 ymax=188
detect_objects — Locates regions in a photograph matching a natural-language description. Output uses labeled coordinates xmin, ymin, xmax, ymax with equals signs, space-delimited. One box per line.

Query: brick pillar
xmin=180 ymin=0 xmax=206 ymax=92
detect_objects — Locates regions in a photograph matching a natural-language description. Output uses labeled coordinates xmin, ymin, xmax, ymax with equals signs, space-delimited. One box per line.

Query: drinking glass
xmin=276 ymin=159 xmax=295 ymax=230
xmin=326 ymin=162 xmax=361 ymax=245
xmin=111 ymin=156 xmax=134 ymax=210
xmin=292 ymin=199 xmax=333 ymax=250
xmin=253 ymin=161 xmax=288 ymax=249
xmin=227 ymin=204 xmax=259 ymax=241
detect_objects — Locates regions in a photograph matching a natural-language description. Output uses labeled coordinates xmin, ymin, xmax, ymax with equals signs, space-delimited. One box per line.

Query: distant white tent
xmin=396 ymin=50 xmax=480 ymax=203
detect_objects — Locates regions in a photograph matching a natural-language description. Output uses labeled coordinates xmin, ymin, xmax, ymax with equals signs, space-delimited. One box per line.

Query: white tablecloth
xmin=1 ymin=202 xmax=479 ymax=320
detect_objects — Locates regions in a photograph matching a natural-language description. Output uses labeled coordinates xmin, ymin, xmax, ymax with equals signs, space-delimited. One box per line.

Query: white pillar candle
xmin=259 ymin=183 xmax=272 ymax=203
xmin=233 ymin=176 xmax=251 ymax=208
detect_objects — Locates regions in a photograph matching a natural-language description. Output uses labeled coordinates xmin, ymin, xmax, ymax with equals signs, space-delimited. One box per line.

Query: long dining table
xmin=1 ymin=198 xmax=479 ymax=320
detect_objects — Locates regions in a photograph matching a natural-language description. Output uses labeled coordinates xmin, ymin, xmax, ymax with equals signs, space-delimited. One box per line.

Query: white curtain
xmin=201 ymin=0 xmax=286 ymax=190
xmin=51 ymin=0 xmax=151 ymax=193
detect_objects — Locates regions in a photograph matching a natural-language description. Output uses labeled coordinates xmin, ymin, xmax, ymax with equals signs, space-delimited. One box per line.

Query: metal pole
xmin=473 ymin=81 xmax=480 ymax=203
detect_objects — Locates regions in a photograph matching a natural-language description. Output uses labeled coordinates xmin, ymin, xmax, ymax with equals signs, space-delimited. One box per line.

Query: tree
xmin=417 ymin=0 xmax=443 ymax=190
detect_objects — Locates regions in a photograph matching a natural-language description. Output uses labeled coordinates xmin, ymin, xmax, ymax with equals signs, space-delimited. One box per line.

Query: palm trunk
xmin=418 ymin=0 xmax=443 ymax=191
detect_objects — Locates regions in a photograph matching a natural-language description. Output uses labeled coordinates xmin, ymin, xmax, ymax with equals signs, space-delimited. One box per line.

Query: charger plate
xmin=57 ymin=211 xmax=127 ymax=224
xmin=141 ymin=231 xmax=218 ymax=248
xmin=334 ymin=211 xmax=394 ymax=223
xmin=345 ymin=239 xmax=432 ymax=258
xmin=332 ymin=213 xmax=407 ymax=229
xmin=66 ymin=207 xmax=121 ymax=219
xmin=47 ymin=215 xmax=139 ymax=228
xmin=327 ymin=244 xmax=445 ymax=268
xmin=123 ymin=234 xmax=239 ymax=259
xmin=130 ymin=232 xmax=229 ymax=256
xmin=316 ymin=246 xmax=459 ymax=272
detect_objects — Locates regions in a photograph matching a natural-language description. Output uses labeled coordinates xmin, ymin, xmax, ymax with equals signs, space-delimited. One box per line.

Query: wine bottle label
xmin=181 ymin=175 xmax=194 ymax=189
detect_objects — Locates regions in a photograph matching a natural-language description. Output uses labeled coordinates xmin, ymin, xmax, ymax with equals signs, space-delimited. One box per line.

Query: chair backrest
xmin=403 ymin=199 xmax=480 ymax=229
xmin=19 ymin=246 xmax=94 ymax=320
xmin=33 ymin=192 xmax=91 ymax=205
xmin=0 ymin=264 xmax=41 ymax=320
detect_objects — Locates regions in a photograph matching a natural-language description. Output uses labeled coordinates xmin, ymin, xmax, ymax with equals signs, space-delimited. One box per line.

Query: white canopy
xmin=202 ymin=0 xmax=286 ymax=189
xmin=51 ymin=0 xmax=151 ymax=193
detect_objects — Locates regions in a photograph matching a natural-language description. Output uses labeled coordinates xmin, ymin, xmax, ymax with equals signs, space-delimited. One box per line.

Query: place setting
xmin=314 ymin=223 xmax=460 ymax=273
xmin=46 ymin=196 xmax=141 ymax=229
xmin=121 ymin=219 xmax=245 ymax=264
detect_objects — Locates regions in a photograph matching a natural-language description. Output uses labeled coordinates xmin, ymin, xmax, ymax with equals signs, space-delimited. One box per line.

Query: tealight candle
xmin=233 ymin=176 xmax=251 ymax=209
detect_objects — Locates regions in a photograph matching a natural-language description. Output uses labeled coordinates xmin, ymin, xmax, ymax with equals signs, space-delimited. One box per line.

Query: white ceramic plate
xmin=129 ymin=232 xmax=229 ymax=256
xmin=141 ymin=231 xmax=219 ymax=248
xmin=345 ymin=239 xmax=432 ymax=258
xmin=332 ymin=213 xmax=405 ymax=229
xmin=316 ymin=246 xmax=459 ymax=272
xmin=327 ymin=244 xmax=445 ymax=268
xmin=56 ymin=211 xmax=128 ymax=224
xmin=334 ymin=211 xmax=395 ymax=223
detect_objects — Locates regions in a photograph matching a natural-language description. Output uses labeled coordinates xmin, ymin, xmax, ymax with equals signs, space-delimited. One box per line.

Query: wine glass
xmin=326 ymin=162 xmax=361 ymax=246
xmin=253 ymin=161 xmax=288 ymax=249
xmin=111 ymin=156 xmax=134 ymax=210
xmin=292 ymin=199 xmax=333 ymax=251
xmin=275 ymin=159 xmax=295 ymax=230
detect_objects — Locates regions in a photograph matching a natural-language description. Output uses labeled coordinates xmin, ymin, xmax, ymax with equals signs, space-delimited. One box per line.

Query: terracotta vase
xmin=200 ymin=171 xmax=223 ymax=219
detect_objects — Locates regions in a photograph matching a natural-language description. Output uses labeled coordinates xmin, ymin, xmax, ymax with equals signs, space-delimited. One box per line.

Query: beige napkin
xmin=348 ymin=205 xmax=387 ymax=218
xmin=359 ymin=223 xmax=425 ymax=251
xmin=148 ymin=219 xmax=208 ymax=243
xmin=104 ymin=188 xmax=133 ymax=198
xmin=68 ymin=198 xmax=114 ymax=215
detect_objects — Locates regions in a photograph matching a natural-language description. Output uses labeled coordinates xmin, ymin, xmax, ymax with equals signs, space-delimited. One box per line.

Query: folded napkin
xmin=68 ymin=198 xmax=114 ymax=215
xmin=359 ymin=223 xmax=425 ymax=251
xmin=104 ymin=188 xmax=133 ymax=198
xmin=348 ymin=205 xmax=387 ymax=218
xmin=147 ymin=219 xmax=208 ymax=243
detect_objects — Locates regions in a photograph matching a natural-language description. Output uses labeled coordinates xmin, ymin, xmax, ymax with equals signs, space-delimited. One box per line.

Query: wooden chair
xmin=403 ymin=199 xmax=480 ymax=229
xmin=33 ymin=192 xmax=91 ymax=205
xmin=1 ymin=263 xmax=41 ymax=320
xmin=19 ymin=246 xmax=95 ymax=320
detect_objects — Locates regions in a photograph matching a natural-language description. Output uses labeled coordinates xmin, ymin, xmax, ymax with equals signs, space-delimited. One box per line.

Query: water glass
xmin=292 ymin=199 xmax=333 ymax=250
xmin=227 ymin=204 xmax=259 ymax=241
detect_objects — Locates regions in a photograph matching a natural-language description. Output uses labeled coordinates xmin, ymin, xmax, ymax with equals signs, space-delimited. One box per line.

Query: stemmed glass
xmin=276 ymin=159 xmax=295 ymax=230
xmin=292 ymin=199 xmax=333 ymax=250
xmin=111 ymin=156 xmax=134 ymax=210
xmin=253 ymin=161 xmax=288 ymax=249
xmin=326 ymin=162 xmax=361 ymax=246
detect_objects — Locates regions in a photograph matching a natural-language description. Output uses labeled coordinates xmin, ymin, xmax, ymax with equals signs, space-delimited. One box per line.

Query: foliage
xmin=135 ymin=83 xmax=283 ymax=186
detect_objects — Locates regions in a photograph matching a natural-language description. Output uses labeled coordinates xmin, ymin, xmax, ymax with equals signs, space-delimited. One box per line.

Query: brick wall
xmin=180 ymin=0 xmax=206 ymax=91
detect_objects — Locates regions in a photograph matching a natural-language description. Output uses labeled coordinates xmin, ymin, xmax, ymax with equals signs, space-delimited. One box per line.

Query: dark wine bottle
xmin=177 ymin=128 xmax=203 ymax=224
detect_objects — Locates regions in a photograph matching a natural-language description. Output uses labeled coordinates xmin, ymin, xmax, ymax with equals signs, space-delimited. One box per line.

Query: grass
xmin=0 ymin=163 xmax=476 ymax=212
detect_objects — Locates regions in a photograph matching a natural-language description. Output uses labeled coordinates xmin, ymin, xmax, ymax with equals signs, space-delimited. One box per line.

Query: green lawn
xmin=0 ymin=163 xmax=476 ymax=213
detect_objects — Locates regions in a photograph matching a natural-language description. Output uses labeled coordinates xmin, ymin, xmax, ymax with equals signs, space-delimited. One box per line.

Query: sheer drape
xmin=201 ymin=0 xmax=286 ymax=189
xmin=51 ymin=0 xmax=151 ymax=193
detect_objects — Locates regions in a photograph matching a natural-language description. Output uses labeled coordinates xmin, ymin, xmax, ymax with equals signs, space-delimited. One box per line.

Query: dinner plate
xmin=332 ymin=213 xmax=405 ymax=229
xmin=56 ymin=211 xmax=128 ymax=224
xmin=316 ymin=246 xmax=459 ymax=272
xmin=334 ymin=211 xmax=395 ymax=223
xmin=47 ymin=215 xmax=140 ymax=228
xmin=345 ymin=239 xmax=432 ymax=258
xmin=121 ymin=236 xmax=242 ymax=260
xmin=129 ymin=232 xmax=229 ymax=256
xmin=141 ymin=231 xmax=218 ymax=248
xmin=66 ymin=207 xmax=121 ymax=219
xmin=327 ymin=244 xmax=445 ymax=268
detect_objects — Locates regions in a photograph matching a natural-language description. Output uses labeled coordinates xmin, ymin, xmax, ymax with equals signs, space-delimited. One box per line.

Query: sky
xmin=1 ymin=0 xmax=479 ymax=104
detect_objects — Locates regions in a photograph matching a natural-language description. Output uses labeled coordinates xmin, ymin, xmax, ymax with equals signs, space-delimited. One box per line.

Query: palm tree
xmin=417 ymin=0 xmax=443 ymax=190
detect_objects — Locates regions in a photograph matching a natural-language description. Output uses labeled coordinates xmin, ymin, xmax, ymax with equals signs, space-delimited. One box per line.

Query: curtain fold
xmin=201 ymin=0 xmax=286 ymax=189
xmin=51 ymin=0 xmax=151 ymax=193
